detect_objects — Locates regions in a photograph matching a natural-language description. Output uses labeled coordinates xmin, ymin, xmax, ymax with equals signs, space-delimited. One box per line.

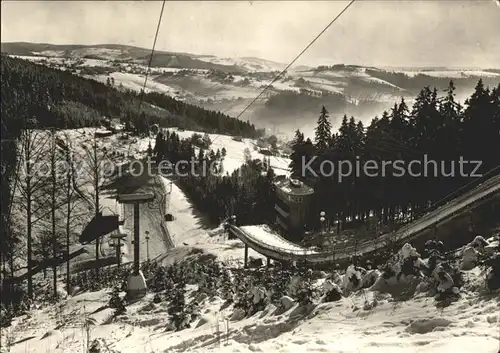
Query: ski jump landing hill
xmin=229 ymin=173 xmax=500 ymax=266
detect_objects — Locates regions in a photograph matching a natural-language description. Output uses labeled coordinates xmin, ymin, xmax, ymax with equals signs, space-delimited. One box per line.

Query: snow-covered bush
xmin=269 ymin=268 xmax=292 ymax=303
xmin=295 ymin=272 xmax=315 ymax=307
xmin=219 ymin=268 xmax=234 ymax=301
xmin=167 ymin=282 xmax=192 ymax=331
xmin=108 ymin=286 xmax=126 ymax=316
xmin=0 ymin=303 xmax=13 ymax=328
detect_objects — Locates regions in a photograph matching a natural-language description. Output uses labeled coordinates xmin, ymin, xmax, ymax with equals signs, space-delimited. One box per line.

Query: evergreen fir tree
xmin=463 ymin=79 xmax=497 ymax=171
xmin=289 ymin=129 xmax=305 ymax=177
xmin=167 ymin=282 xmax=188 ymax=330
xmin=315 ymin=106 xmax=332 ymax=152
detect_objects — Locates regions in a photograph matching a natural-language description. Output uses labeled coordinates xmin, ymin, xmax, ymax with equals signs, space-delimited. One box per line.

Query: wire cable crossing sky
xmin=233 ymin=0 xmax=356 ymax=121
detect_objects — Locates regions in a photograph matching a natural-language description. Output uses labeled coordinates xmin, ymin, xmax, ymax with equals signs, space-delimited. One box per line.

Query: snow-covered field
xmin=391 ymin=69 xmax=500 ymax=79
xmin=163 ymin=128 xmax=290 ymax=176
xmin=196 ymin=55 xmax=288 ymax=72
xmin=4 ymin=267 xmax=499 ymax=353
xmin=10 ymin=55 xmax=69 ymax=65
xmin=60 ymin=126 xmax=287 ymax=177
xmin=91 ymin=72 xmax=181 ymax=97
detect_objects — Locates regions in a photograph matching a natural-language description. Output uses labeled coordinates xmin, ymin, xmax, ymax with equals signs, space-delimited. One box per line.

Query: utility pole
xmin=110 ymin=233 xmax=127 ymax=267
xmin=117 ymin=192 xmax=155 ymax=300
xmin=145 ymin=231 xmax=150 ymax=261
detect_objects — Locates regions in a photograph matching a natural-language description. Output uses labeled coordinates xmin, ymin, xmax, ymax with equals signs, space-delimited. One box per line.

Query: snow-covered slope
xmin=160 ymin=178 xmax=265 ymax=263
xmin=163 ymin=128 xmax=290 ymax=176
xmin=196 ymin=55 xmax=288 ymax=72
xmin=4 ymin=127 xmax=500 ymax=353
xmin=385 ymin=67 xmax=500 ymax=79
xmin=5 ymin=43 xmax=499 ymax=134
xmin=5 ymin=268 xmax=499 ymax=353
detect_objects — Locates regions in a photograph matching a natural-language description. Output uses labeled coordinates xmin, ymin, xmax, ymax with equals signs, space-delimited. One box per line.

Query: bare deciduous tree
xmin=58 ymin=132 xmax=85 ymax=292
xmin=33 ymin=229 xmax=62 ymax=280
xmin=76 ymin=131 xmax=113 ymax=275
xmin=47 ymin=130 xmax=67 ymax=296
xmin=14 ymin=125 xmax=51 ymax=297
xmin=33 ymin=129 xmax=69 ymax=296
xmin=243 ymin=148 xmax=252 ymax=163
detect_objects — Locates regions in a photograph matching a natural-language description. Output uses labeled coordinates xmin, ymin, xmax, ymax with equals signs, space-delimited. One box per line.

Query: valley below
xmin=3 ymin=42 xmax=499 ymax=137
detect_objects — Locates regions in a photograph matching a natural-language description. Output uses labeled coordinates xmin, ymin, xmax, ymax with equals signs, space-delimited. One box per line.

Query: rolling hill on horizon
xmin=3 ymin=41 xmax=499 ymax=137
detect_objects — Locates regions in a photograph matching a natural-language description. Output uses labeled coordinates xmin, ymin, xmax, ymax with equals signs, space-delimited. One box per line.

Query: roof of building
xmin=275 ymin=178 xmax=314 ymax=196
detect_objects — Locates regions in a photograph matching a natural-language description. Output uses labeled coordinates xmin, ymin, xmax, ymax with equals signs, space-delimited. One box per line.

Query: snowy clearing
xmin=163 ymin=128 xmax=290 ymax=176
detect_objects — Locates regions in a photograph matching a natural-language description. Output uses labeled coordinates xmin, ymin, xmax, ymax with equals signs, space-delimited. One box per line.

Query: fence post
xmin=244 ymin=245 xmax=249 ymax=269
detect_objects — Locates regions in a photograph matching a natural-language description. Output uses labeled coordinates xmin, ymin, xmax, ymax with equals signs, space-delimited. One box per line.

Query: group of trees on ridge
xmin=289 ymin=80 xmax=500 ymax=230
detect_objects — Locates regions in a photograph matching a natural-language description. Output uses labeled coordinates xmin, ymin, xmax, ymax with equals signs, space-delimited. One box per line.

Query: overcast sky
xmin=2 ymin=1 xmax=500 ymax=67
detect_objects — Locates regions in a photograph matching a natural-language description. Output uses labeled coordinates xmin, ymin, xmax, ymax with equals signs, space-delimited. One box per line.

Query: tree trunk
xmin=9 ymin=251 xmax=15 ymax=294
xmin=66 ymin=203 xmax=71 ymax=293
xmin=94 ymin=141 xmax=100 ymax=278
xmin=0 ymin=251 xmax=3 ymax=291
xmin=51 ymin=135 xmax=58 ymax=298
xmin=26 ymin=158 xmax=33 ymax=298
xmin=66 ymin=159 xmax=72 ymax=293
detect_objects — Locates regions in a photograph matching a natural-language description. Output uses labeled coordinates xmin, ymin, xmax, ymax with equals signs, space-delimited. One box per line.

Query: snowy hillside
xmin=7 ymin=126 xmax=281 ymax=274
xmin=3 ymin=42 xmax=499 ymax=138
xmin=3 ymin=129 xmax=500 ymax=353
xmin=196 ymin=55 xmax=288 ymax=72
xmin=162 ymin=127 xmax=290 ymax=175
xmin=384 ymin=67 xmax=500 ymax=79
xmin=4 ymin=264 xmax=500 ymax=353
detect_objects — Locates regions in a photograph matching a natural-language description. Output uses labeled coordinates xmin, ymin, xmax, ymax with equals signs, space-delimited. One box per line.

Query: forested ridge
xmin=153 ymin=130 xmax=276 ymax=226
xmin=145 ymin=79 xmax=500 ymax=232
xmin=289 ymin=80 xmax=500 ymax=229
xmin=0 ymin=55 xmax=260 ymax=137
